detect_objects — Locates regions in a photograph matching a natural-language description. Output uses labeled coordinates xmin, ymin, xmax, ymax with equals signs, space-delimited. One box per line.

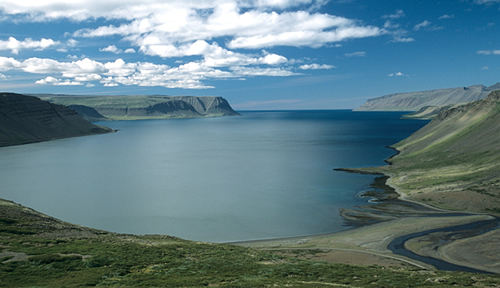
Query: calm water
xmin=0 ymin=110 xmax=427 ymax=242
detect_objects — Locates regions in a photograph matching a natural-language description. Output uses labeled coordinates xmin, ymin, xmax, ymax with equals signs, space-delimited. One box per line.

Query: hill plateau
xmin=35 ymin=94 xmax=239 ymax=121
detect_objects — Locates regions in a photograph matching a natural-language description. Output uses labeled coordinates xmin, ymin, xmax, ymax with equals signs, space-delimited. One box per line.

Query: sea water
xmin=0 ymin=110 xmax=427 ymax=242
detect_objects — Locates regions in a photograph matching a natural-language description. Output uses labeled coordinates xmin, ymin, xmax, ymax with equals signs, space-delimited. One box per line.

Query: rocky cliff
xmin=36 ymin=95 xmax=239 ymax=121
xmin=356 ymin=83 xmax=500 ymax=111
xmin=0 ymin=93 xmax=113 ymax=147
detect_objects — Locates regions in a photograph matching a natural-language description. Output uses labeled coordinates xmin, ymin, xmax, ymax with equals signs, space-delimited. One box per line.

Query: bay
xmin=0 ymin=110 xmax=427 ymax=242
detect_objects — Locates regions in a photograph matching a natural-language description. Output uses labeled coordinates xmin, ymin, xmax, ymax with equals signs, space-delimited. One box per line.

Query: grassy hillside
xmin=1 ymin=198 xmax=499 ymax=287
xmin=369 ymin=90 xmax=500 ymax=214
xmin=37 ymin=94 xmax=239 ymax=121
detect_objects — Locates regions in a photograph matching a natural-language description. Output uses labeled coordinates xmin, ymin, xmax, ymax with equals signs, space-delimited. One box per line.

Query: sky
xmin=0 ymin=0 xmax=499 ymax=110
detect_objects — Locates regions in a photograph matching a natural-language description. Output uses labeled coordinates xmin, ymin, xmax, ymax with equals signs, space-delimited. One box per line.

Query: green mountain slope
xmin=36 ymin=94 xmax=239 ymax=121
xmin=373 ymin=90 xmax=500 ymax=213
xmin=0 ymin=93 xmax=113 ymax=147
xmin=356 ymin=83 xmax=500 ymax=112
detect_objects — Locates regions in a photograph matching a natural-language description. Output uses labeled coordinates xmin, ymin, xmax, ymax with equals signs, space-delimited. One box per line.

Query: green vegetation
xmin=1 ymin=198 xmax=499 ymax=287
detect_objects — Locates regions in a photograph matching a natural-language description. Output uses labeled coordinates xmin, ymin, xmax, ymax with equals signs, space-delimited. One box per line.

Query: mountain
xmin=35 ymin=94 xmax=239 ymax=121
xmin=369 ymin=90 xmax=500 ymax=214
xmin=0 ymin=93 xmax=113 ymax=147
xmin=356 ymin=83 xmax=500 ymax=111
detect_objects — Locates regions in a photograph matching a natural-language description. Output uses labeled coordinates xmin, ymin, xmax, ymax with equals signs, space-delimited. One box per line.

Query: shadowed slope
xmin=0 ymin=93 xmax=113 ymax=147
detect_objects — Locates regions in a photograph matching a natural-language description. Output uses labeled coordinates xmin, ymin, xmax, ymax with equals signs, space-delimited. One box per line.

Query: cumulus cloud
xmin=36 ymin=76 xmax=82 ymax=86
xmin=99 ymin=45 xmax=122 ymax=54
xmin=68 ymin=1 xmax=382 ymax=53
xmin=0 ymin=55 xmax=300 ymax=89
xmin=0 ymin=0 xmax=388 ymax=89
xmin=0 ymin=37 xmax=58 ymax=54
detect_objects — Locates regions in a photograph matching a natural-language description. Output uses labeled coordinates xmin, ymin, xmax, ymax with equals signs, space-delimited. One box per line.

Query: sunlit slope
xmin=383 ymin=90 xmax=500 ymax=213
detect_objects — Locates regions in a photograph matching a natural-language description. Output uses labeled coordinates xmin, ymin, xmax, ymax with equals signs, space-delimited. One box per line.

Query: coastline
xmin=238 ymin=149 xmax=500 ymax=274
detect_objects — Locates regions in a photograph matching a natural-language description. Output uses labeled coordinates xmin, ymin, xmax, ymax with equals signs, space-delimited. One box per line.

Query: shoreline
xmin=238 ymin=152 xmax=500 ymax=274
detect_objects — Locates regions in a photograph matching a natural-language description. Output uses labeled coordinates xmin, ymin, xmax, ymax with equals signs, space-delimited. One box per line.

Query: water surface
xmin=0 ymin=110 xmax=427 ymax=242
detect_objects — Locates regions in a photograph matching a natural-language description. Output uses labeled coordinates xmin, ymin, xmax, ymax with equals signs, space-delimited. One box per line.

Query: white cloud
xmin=344 ymin=51 xmax=366 ymax=57
xmin=0 ymin=1 xmax=389 ymax=89
xmin=414 ymin=20 xmax=431 ymax=31
xmin=382 ymin=10 xmax=405 ymax=19
xmin=388 ymin=72 xmax=405 ymax=77
xmin=0 ymin=37 xmax=58 ymax=54
xmin=438 ymin=14 xmax=454 ymax=20
xmin=474 ymin=0 xmax=500 ymax=4
xmin=67 ymin=1 xmax=382 ymax=54
xmin=99 ymin=45 xmax=122 ymax=54
xmin=36 ymin=76 xmax=83 ymax=86
xmin=299 ymin=63 xmax=334 ymax=70
xmin=0 ymin=55 xmax=298 ymax=89
xmin=477 ymin=50 xmax=500 ymax=55
xmin=230 ymin=66 xmax=297 ymax=76
xmin=413 ymin=20 xmax=443 ymax=31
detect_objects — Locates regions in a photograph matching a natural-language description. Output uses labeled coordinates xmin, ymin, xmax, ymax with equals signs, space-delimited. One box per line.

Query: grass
xmin=1 ymin=198 xmax=499 ymax=287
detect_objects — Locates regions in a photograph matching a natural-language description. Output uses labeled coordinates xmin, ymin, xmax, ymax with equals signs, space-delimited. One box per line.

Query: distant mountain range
xmin=34 ymin=94 xmax=239 ymax=121
xmin=356 ymin=83 xmax=500 ymax=112
xmin=0 ymin=93 xmax=113 ymax=147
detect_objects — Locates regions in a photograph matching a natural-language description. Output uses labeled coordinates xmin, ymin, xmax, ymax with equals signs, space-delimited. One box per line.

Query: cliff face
xmin=356 ymin=83 xmax=500 ymax=111
xmin=0 ymin=93 xmax=113 ymax=147
xmin=382 ymin=90 xmax=500 ymax=213
xmin=37 ymin=95 xmax=239 ymax=121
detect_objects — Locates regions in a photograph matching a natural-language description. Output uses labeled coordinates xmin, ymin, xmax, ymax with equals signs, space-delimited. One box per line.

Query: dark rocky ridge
xmin=0 ymin=93 xmax=113 ymax=147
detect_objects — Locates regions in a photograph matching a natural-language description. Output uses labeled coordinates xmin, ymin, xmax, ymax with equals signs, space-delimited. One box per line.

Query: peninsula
xmin=35 ymin=94 xmax=239 ymax=121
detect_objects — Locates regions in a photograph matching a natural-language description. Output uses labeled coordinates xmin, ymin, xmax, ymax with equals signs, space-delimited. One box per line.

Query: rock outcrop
xmin=356 ymin=83 xmax=500 ymax=111
xmin=0 ymin=93 xmax=113 ymax=147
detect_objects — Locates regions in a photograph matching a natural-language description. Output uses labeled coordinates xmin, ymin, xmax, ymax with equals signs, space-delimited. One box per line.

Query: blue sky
xmin=0 ymin=0 xmax=499 ymax=110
